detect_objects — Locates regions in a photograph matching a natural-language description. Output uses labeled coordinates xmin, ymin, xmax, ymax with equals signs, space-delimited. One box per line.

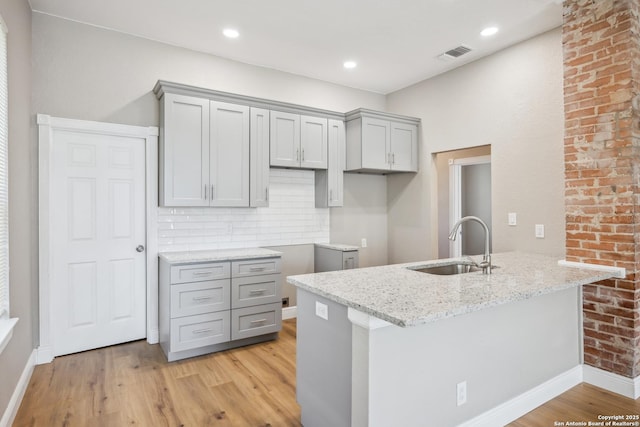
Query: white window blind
xmin=0 ymin=17 xmax=8 ymax=319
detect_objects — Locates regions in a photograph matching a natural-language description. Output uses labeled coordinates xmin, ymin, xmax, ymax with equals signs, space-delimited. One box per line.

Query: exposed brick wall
xmin=563 ymin=0 xmax=640 ymax=378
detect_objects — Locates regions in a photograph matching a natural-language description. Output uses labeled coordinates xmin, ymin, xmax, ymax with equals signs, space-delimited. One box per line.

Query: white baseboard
xmin=35 ymin=344 xmax=53 ymax=364
xmin=0 ymin=349 xmax=36 ymax=427
xmin=282 ymin=306 xmax=297 ymax=320
xmin=458 ymin=365 xmax=583 ymax=427
xmin=147 ymin=328 xmax=159 ymax=345
xmin=583 ymin=365 xmax=640 ymax=399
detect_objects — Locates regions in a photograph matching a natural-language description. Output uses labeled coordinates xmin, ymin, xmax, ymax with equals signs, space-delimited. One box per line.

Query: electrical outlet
xmin=456 ymin=381 xmax=467 ymax=406
xmin=315 ymin=301 xmax=328 ymax=320
xmin=282 ymin=297 xmax=289 ymax=308
xmin=361 ymin=238 xmax=367 ymax=248
xmin=508 ymin=212 xmax=517 ymax=226
xmin=535 ymin=224 xmax=545 ymax=238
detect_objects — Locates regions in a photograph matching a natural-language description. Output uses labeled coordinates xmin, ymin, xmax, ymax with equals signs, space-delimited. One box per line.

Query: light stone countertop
xmin=286 ymin=251 xmax=617 ymax=327
xmin=159 ymin=248 xmax=282 ymax=264
xmin=315 ymin=243 xmax=360 ymax=251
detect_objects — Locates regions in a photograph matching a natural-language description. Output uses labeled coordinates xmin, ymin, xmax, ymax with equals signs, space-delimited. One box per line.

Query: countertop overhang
xmin=287 ymin=252 xmax=621 ymax=327
xmin=159 ymin=248 xmax=282 ymax=264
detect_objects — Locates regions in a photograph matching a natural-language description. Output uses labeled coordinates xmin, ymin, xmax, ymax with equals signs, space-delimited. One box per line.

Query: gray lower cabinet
xmin=314 ymin=244 xmax=359 ymax=272
xmin=160 ymin=256 xmax=282 ymax=361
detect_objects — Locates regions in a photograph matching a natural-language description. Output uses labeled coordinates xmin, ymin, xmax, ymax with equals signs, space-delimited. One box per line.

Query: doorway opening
xmin=435 ymin=146 xmax=491 ymax=259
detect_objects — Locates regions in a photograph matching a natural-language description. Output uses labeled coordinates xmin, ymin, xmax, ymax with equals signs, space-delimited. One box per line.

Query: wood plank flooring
xmin=13 ymin=318 xmax=640 ymax=426
xmin=14 ymin=320 xmax=300 ymax=427
xmin=508 ymin=382 xmax=640 ymax=427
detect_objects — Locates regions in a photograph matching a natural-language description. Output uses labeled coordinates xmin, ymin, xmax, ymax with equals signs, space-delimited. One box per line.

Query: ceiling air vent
xmin=438 ymin=45 xmax=472 ymax=61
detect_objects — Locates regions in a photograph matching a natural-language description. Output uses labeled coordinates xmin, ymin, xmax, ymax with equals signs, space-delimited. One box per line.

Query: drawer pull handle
xmin=250 ymin=319 xmax=267 ymax=325
xmin=192 ymin=296 xmax=213 ymax=301
xmin=248 ymin=289 xmax=267 ymax=295
xmin=249 ymin=267 xmax=266 ymax=272
xmin=192 ymin=271 xmax=214 ymax=276
xmin=192 ymin=328 xmax=212 ymax=334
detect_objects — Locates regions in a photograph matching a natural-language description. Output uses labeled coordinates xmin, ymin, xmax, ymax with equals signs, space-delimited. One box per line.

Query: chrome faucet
xmin=448 ymin=216 xmax=492 ymax=274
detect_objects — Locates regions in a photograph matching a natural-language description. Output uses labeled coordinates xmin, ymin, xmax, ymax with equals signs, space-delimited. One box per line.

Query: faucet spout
xmin=448 ymin=216 xmax=492 ymax=274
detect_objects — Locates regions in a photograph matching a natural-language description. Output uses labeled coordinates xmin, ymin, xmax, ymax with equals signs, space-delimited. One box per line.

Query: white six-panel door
xmin=50 ymin=128 xmax=147 ymax=357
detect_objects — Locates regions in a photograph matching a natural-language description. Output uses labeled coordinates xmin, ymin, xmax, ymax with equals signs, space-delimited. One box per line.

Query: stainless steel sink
xmin=409 ymin=262 xmax=481 ymax=275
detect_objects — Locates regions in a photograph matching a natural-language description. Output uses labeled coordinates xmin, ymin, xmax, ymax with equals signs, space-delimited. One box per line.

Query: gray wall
xmin=386 ymin=28 xmax=565 ymax=263
xmin=330 ymin=173 xmax=388 ymax=268
xmin=31 ymin=13 xmax=390 ymax=309
xmin=0 ymin=0 xmax=35 ymax=420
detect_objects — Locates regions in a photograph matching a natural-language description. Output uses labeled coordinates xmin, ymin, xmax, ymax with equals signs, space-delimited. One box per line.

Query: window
xmin=0 ymin=14 xmax=15 ymax=356
xmin=0 ymin=15 xmax=8 ymax=321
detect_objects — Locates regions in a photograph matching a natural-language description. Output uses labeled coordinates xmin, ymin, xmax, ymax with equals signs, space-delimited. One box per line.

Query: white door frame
xmin=37 ymin=114 xmax=159 ymax=364
xmin=448 ymin=155 xmax=491 ymax=257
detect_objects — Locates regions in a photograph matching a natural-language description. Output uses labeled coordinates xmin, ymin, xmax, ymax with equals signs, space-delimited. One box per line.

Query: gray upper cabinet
xmin=159 ymin=93 xmax=250 ymax=207
xmin=300 ymin=115 xmax=328 ymax=169
xmin=210 ymin=101 xmax=250 ymax=207
xmin=160 ymin=93 xmax=210 ymax=207
xmin=250 ymin=108 xmax=270 ymax=207
xmin=270 ymin=111 xmax=301 ymax=168
xmin=345 ymin=109 xmax=419 ymax=174
xmin=270 ymin=111 xmax=328 ymax=169
xmin=315 ymin=119 xmax=345 ymax=207
xmin=154 ymin=81 xmax=352 ymax=207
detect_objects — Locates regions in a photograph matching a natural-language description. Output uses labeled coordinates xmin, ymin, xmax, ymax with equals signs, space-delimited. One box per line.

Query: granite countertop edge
xmin=287 ymin=252 xmax=617 ymax=328
xmin=159 ymin=248 xmax=283 ymax=263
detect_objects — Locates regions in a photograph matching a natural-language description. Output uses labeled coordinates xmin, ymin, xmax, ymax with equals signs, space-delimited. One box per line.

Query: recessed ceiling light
xmin=223 ymin=28 xmax=240 ymax=39
xmin=343 ymin=61 xmax=357 ymax=69
xmin=480 ymin=27 xmax=499 ymax=37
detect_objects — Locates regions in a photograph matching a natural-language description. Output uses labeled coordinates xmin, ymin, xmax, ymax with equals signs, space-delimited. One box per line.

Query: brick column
xmin=563 ymin=0 xmax=640 ymax=378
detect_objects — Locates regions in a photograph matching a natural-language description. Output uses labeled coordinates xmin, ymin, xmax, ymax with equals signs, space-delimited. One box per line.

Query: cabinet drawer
xmin=171 ymin=279 xmax=230 ymax=318
xmin=170 ymin=312 xmax=231 ymax=352
xmin=231 ymin=257 xmax=281 ymax=277
xmin=231 ymin=303 xmax=282 ymax=341
xmin=232 ymin=274 xmax=281 ymax=309
xmin=170 ymin=262 xmax=230 ymax=284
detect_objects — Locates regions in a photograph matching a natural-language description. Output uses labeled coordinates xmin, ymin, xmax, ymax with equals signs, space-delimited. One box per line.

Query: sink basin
xmin=408 ymin=262 xmax=480 ymax=276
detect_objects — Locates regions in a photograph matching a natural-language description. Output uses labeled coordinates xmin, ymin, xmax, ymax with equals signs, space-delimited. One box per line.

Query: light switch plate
xmin=535 ymin=224 xmax=545 ymax=238
xmin=508 ymin=213 xmax=517 ymax=226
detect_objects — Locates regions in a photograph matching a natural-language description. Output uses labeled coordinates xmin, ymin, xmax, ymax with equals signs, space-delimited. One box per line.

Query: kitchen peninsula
xmin=287 ymin=252 xmax=622 ymax=427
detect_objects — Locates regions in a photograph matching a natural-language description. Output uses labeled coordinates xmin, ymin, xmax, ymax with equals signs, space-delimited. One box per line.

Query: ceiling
xmin=28 ymin=0 xmax=563 ymax=94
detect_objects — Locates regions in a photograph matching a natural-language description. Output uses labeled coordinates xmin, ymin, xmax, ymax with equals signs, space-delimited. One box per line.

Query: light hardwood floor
xmin=13 ymin=319 xmax=640 ymax=426
xmin=14 ymin=320 xmax=300 ymax=426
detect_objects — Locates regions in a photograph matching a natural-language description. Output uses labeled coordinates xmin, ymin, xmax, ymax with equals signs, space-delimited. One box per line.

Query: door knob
xmin=136 ymin=245 xmax=145 ymax=253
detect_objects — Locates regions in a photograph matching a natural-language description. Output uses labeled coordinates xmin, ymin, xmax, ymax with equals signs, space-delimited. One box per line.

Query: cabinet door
xmin=250 ymin=108 xmax=270 ymax=207
xmin=390 ymin=122 xmax=418 ymax=172
xmin=300 ymin=116 xmax=328 ymax=169
xmin=361 ymin=116 xmax=391 ymax=170
xmin=270 ymin=111 xmax=300 ymax=167
xmin=209 ymin=101 xmax=250 ymax=207
xmin=328 ymin=119 xmax=345 ymax=206
xmin=161 ymin=93 xmax=209 ymax=206
xmin=316 ymin=119 xmax=345 ymax=207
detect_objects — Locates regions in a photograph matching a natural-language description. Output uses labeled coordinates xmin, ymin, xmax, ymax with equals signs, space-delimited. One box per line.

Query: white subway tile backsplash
xmin=157 ymin=169 xmax=330 ymax=252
